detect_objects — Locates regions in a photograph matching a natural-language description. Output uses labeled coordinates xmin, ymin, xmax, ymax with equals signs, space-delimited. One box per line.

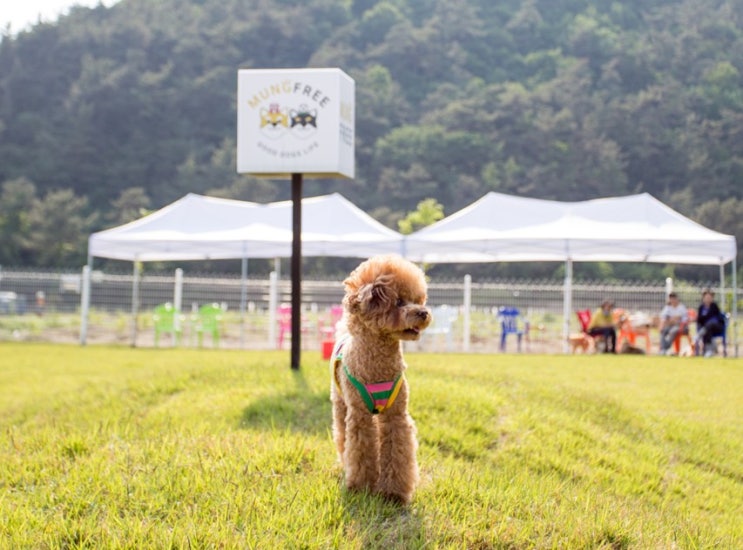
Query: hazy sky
xmin=1 ymin=1 xmax=119 ymax=35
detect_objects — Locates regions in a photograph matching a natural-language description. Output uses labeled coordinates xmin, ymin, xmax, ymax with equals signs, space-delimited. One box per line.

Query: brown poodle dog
xmin=330 ymin=255 xmax=432 ymax=504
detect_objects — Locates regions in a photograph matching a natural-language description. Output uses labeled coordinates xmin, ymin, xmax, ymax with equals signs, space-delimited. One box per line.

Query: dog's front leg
xmin=376 ymin=386 xmax=419 ymax=505
xmin=331 ymin=391 xmax=347 ymax=464
xmin=343 ymin=405 xmax=379 ymax=493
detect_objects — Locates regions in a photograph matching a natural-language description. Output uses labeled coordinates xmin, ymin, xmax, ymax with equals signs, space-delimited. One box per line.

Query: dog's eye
xmin=396 ymin=298 xmax=406 ymax=308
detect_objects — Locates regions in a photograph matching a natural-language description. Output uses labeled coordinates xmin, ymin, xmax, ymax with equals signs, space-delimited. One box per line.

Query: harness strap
xmin=343 ymin=365 xmax=402 ymax=415
xmin=330 ymin=337 xmax=403 ymax=414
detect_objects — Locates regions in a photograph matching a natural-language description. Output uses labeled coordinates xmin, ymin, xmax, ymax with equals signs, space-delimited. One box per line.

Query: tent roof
xmin=405 ymin=192 xmax=736 ymax=265
xmin=89 ymin=193 xmax=403 ymax=261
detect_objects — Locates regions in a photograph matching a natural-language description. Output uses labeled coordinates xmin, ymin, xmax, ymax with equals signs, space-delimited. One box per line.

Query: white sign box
xmin=237 ymin=68 xmax=355 ymax=179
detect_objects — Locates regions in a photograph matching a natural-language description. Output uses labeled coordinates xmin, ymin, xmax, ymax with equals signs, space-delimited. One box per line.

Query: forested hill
xmin=0 ymin=0 xmax=741 ymax=271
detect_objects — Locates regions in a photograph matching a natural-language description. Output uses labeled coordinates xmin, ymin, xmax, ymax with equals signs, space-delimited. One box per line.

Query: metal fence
xmin=0 ymin=267 xmax=739 ymax=355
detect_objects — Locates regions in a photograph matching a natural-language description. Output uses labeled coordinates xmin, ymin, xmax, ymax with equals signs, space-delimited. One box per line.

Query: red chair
xmin=319 ymin=305 xmax=344 ymax=359
xmin=576 ymin=309 xmax=592 ymax=333
xmin=576 ymin=309 xmax=603 ymax=352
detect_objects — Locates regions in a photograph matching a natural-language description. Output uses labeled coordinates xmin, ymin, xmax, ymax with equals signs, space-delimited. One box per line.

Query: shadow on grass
xmin=239 ymin=369 xmax=331 ymax=434
xmin=339 ymin=487 xmax=426 ymax=547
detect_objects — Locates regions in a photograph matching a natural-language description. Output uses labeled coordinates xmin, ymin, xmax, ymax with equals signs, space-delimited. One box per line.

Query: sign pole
xmin=237 ymin=68 xmax=355 ymax=370
xmin=291 ymin=172 xmax=302 ymax=369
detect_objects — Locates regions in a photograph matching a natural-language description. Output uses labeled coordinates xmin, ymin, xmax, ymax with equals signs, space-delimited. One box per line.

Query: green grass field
xmin=1 ymin=344 xmax=741 ymax=549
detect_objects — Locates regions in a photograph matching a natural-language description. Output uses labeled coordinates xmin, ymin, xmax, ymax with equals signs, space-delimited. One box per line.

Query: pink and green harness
xmin=330 ymin=338 xmax=404 ymax=415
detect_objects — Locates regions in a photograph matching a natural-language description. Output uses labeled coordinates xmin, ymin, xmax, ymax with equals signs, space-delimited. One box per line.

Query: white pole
xmin=719 ymin=264 xmax=726 ymax=312
xmin=665 ymin=277 xmax=673 ymax=297
xmin=240 ymin=257 xmax=248 ymax=349
xmin=130 ymin=261 xmax=141 ymax=347
xmin=732 ymin=258 xmax=738 ymax=358
xmin=463 ymin=274 xmax=471 ymax=353
xmin=174 ymin=268 xmax=183 ymax=337
xmin=562 ymin=259 xmax=573 ymax=354
xmin=79 ymin=265 xmax=91 ymax=345
xmin=268 ymin=271 xmax=278 ymax=347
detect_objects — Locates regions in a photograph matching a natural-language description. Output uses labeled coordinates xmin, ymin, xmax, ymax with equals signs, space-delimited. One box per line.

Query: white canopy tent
xmin=88 ymin=192 xmax=404 ymax=261
xmin=81 ymin=192 xmax=404 ymax=345
xmin=404 ymin=192 xmax=738 ymax=354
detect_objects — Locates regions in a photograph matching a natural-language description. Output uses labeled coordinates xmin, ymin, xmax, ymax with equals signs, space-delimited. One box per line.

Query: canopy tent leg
xmin=173 ymin=268 xmax=183 ymax=345
xmin=463 ymin=274 xmax=471 ymax=353
xmin=79 ymin=263 xmax=91 ymax=345
xmin=130 ymin=262 xmax=141 ymax=347
xmin=240 ymin=257 xmax=248 ymax=349
xmin=562 ymin=259 xmax=573 ymax=354
xmin=719 ymin=264 xmax=726 ymax=311
xmin=733 ymin=258 xmax=738 ymax=358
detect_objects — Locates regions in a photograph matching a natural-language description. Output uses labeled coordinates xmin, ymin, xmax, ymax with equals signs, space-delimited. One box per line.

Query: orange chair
xmin=672 ymin=309 xmax=697 ymax=355
xmin=615 ymin=309 xmax=651 ymax=353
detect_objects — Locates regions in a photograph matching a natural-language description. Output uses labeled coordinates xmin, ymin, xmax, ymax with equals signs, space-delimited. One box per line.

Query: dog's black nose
xmin=418 ymin=310 xmax=429 ymax=320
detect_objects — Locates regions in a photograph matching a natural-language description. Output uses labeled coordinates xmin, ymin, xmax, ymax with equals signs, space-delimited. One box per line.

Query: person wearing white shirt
xmin=659 ymin=292 xmax=689 ymax=354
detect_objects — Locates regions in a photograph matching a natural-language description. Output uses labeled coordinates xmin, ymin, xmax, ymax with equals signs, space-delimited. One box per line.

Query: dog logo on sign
xmin=289 ymin=104 xmax=318 ymax=140
xmin=259 ymin=103 xmax=289 ymax=139
xmin=258 ymin=103 xmax=318 ymax=141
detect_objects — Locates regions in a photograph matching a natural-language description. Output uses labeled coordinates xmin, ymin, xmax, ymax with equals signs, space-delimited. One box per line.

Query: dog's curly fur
xmin=330 ymin=255 xmax=431 ymax=504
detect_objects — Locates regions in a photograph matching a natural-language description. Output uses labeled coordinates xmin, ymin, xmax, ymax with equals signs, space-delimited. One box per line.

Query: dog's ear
xmin=353 ymin=275 xmax=395 ymax=312
xmin=346 ymin=283 xmax=369 ymax=313
xmin=371 ymin=276 xmax=395 ymax=310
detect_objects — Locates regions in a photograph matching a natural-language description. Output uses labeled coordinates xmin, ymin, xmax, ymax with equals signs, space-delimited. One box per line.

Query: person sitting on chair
xmin=695 ymin=289 xmax=724 ymax=357
xmin=587 ymin=299 xmax=617 ymax=353
xmin=659 ymin=292 xmax=688 ymax=355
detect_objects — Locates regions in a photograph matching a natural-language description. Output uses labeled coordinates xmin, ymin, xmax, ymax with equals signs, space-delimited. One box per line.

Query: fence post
xmin=240 ymin=257 xmax=248 ymax=349
xmin=79 ymin=265 xmax=91 ymax=345
xmin=562 ymin=259 xmax=573 ymax=354
xmin=463 ymin=274 xmax=471 ymax=353
xmin=268 ymin=271 xmax=278 ymax=348
xmin=174 ymin=268 xmax=183 ymax=338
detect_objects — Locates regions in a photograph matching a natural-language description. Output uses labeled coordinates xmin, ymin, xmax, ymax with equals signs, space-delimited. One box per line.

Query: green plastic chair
xmin=195 ymin=303 xmax=224 ymax=348
xmin=153 ymin=303 xmax=182 ymax=347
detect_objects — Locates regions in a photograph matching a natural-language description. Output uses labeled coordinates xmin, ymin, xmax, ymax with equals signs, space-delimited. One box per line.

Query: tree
xmin=0 ymin=178 xmax=37 ymax=265
xmin=695 ymin=197 xmax=743 ymax=267
xmin=23 ymin=189 xmax=97 ymax=267
xmin=107 ymin=187 xmax=151 ymax=226
xmin=398 ymin=198 xmax=445 ymax=234
xmin=1 ymin=0 xmax=742 ymax=275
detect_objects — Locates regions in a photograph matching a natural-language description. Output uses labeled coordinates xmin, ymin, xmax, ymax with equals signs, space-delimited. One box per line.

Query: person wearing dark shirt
xmin=695 ymin=289 xmax=724 ymax=357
